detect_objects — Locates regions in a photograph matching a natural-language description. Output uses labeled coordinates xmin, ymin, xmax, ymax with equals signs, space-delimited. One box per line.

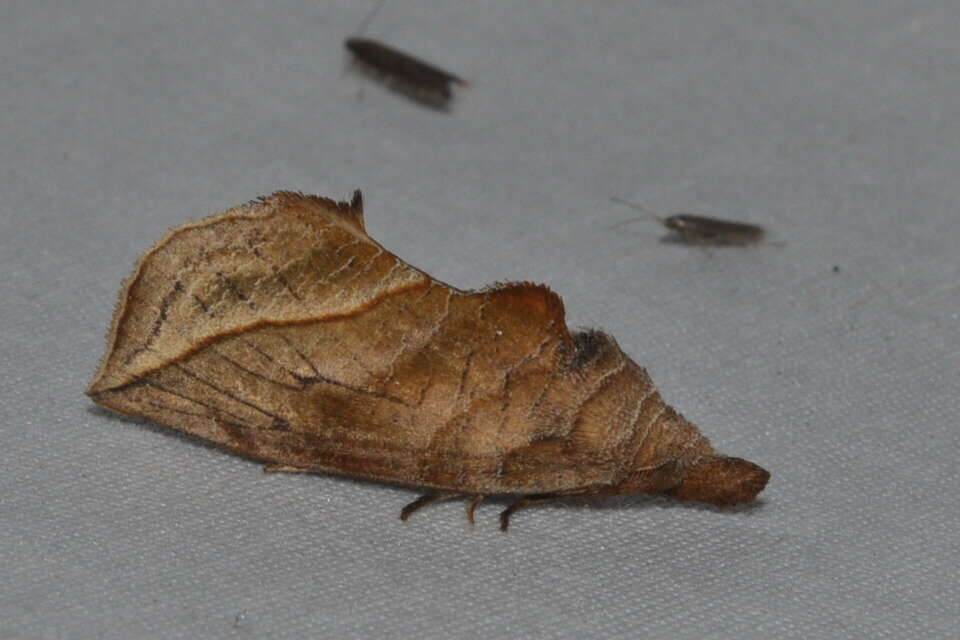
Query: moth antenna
xmin=354 ymin=0 xmax=388 ymax=36
xmin=610 ymin=197 xmax=667 ymax=226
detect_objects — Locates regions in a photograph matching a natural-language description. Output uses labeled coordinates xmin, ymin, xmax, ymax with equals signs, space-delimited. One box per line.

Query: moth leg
xmin=499 ymin=494 xmax=558 ymax=532
xmin=465 ymin=495 xmax=485 ymax=525
xmin=399 ymin=492 xmax=463 ymax=521
xmin=263 ymin=464 xmax=313 ymax=473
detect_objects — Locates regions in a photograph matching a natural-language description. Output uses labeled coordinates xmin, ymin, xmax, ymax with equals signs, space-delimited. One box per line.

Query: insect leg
xmin=465 ymin=495 xmax=484 ymax=525
xmin=399 ymin=492 xmax=464 ymax=521
xmin=499 ymin=494 xmax=558 ymax=531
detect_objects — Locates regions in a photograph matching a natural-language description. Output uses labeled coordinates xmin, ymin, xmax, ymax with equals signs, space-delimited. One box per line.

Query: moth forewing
xmin=663 ymin=214 xmax=765 ymax=245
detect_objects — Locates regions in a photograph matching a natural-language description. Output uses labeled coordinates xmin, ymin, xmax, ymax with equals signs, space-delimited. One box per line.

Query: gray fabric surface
xmin=2 ymin=1 xmax=958 ymax=638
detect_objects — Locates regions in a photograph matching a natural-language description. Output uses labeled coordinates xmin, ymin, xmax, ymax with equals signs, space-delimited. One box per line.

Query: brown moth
xmin=87 ymin=191 xmax=769 ymax=530
xmin=610 ymin=197 xmax=766 ymax=245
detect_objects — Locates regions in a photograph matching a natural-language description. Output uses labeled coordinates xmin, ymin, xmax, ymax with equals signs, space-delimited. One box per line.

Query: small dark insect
xmin=345 ymin=38 xmax=465 ymax=106
xmin=610 ymin=197 xmax=766 ymax=246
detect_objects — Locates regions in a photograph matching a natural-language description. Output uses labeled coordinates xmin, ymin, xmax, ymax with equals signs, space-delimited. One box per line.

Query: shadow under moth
xmin=87 ymin=191 xmax=770 ymax=530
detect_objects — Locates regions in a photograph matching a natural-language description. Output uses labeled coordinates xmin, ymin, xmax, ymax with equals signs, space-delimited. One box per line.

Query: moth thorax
xmin=662 ymin=215 xmax=689 ymax=231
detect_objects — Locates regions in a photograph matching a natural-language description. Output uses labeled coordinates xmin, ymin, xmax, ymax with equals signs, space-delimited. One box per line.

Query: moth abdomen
xmin=668 ymin=456 xmax=771 ymax=506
